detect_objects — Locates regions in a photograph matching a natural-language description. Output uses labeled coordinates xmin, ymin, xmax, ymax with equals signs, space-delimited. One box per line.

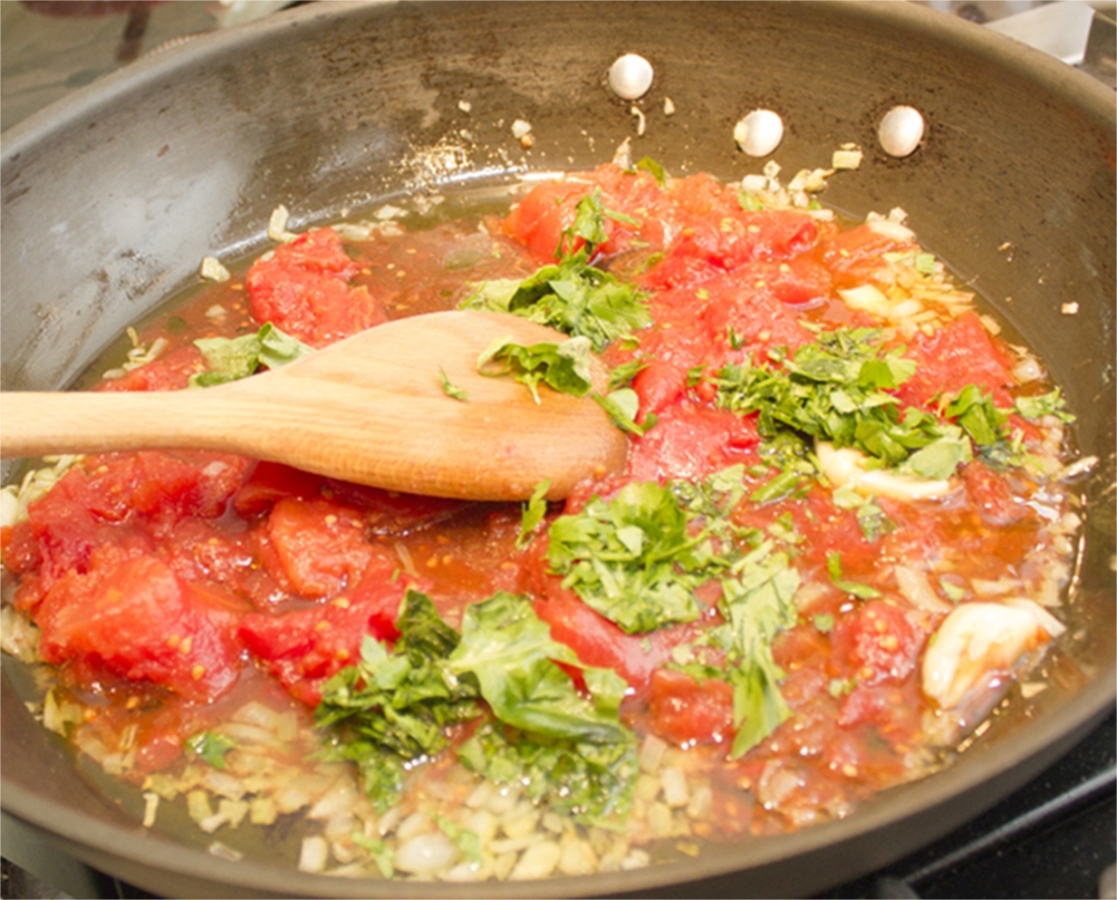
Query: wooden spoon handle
xmin=0 ymin=389 xmax=251 ymax=459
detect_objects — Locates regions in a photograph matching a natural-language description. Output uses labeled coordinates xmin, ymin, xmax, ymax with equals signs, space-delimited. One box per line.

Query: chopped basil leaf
xmin=854 ymin=497 xmax=893 ymax=542
xmin=591 ymin=388 xmax=654 ymax=435
xmin=350 ymin=832 xmax=395 ymax=878
xmin=435 ymin=815 xmax=483 ymax=865
xmin=457 ymin=722 xmax=637 ymax=827
xmin=634 ymin=156 xmax=667 ymax=188
xmin=438 ymin=367 xmax=468 ymax=401
xmin=737 ymin=189 xmax=765 ymax=212
xmin=316 ymin=590 xmax=479 ymax=811
xmin=448 ymin=592 xmax=631 ymax=743
xmin=826 ymin=551 xmax=879 ymax=599
xmin=185 ymin=731 xmax=236 ymax=769
xmin=748 ymin=469 xmax=803 ymax=505
xmin=190 ymin=322 xmax=314 ymax=388
xmin=813 ymin=613 xmax=834 ymax=633
xmin=608 ymin=358 xmax=649 ymax=390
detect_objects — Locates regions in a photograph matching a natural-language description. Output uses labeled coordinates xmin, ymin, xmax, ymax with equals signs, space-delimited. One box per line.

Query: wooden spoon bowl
xmin=0 ymin=311 xmax=629 ymax=501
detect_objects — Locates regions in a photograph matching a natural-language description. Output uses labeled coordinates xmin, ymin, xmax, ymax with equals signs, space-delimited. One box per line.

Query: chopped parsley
xmin=477 ymin=335 xmax=594 ymax=403
xmin=1015 ymin=387 xmax=1075 ymax=423
xmin=546 ymin=481 xmax=718 ymax=634
xmin=461 ymin=191 xmax=651 ymax=351
xmin=711 ymin=327 xmax=998 ymax=481
xmin=517 ymin=478 xmax=551 ymax=549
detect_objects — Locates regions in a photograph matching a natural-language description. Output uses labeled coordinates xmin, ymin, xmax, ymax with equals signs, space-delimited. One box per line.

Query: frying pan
xmin=1 ymin=2 xmax=1113 ymax=897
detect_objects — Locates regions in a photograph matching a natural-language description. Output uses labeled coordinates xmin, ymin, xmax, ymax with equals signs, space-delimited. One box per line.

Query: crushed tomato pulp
xmin=0 ymin=163 xmax=1083 ymax=879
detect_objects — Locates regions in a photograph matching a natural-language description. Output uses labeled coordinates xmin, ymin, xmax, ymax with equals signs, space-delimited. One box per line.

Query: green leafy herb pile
xmin=316 ymin=590 xmax=635 ymax=821
xmin=547 ymin=470 xmax=801 ymax=758
xmin=710 ymin=327 xmax=1052 ymax=480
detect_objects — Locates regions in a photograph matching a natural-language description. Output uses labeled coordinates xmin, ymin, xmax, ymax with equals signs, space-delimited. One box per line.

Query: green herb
xmin=477 ymin=336 xmax=594 ymax=403
xmin=634 ymin=156 xmax=667 ymax=187
xmin=546 ymin=482 xmax=719 ymax=634
xmin=737 ymin=190 xmax=765 ymax=212
xmin=914 ymin=253 xmax=936 ymax=274
xmin=439 ymin=367 xmax=468 ymax=401
xmin=316 ymin=590 xmax=479 ymax=811
xmin=748 ymin=469 xmax=803 ymax=505
xmin=813 ymin=613 xmax=834 ymax=633
xmin=826 ymin=552 xmax=880 ymax=599
xmin=939 ymin=578 xmax=967 ymax=603
xmin=435 ymin=816 xmax=483 ymax=865
xmin=350 ymin=832 xmax=395 ymax=878
xmin=944 ymin=385 xmax=1005 ymax=447
xmin=448 ymin=592 xmax=631 ymax=743
xmin=1015 ymin=388 xmax=1075 ymax=423
xmin=185 ymin=731 xmax=236 ymax=769
xmin=717 ymin=548 xmax=800 ymax=757
xmin=461 ymin=190 xmax=651 ymax=351
xmin=854 ymin=497 xmax=893 ymax=542
xmin=190 ymin=322 xmax=314 ymax=388
xmin=712 ymin=327 xmax=999 ymax=481
xmin=607 ymin=358 xmax=649 ymax=390
xmin=590 ymin=388 xmax=655 ymax=436
xmin=518 ymin=479 xmax=551 ymax=549
xmin=941 ymin=384 xmax=1027 ymax=470
xmin=457 ymin=722 xmax=637 ymax=827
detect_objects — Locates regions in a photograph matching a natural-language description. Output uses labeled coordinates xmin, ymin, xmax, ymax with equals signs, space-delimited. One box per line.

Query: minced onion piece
xmin=267 ymin=205 xmax=299 ymax=243
xmin=199 ymin=256 xmax=231 ymax=282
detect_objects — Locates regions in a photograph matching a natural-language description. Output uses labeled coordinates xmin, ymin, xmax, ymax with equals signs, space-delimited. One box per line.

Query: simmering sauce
xmin=0 ymin=163 xmax=1084 ymax=880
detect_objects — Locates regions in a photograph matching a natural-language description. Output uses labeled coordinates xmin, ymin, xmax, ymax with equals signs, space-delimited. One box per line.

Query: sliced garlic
xmin=922 ymin=600 xmax=1064 ymax=709
xmin=816 ymin=443 xmax=953 ymax=502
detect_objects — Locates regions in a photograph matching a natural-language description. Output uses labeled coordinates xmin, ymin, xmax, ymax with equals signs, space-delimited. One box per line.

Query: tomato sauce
xmin=0 ymin=165 xmax=1080 ymax=877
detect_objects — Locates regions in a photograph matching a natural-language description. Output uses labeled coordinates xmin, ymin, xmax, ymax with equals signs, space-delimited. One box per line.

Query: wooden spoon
xmin=0 ymin=311 xmax=629 ymax=501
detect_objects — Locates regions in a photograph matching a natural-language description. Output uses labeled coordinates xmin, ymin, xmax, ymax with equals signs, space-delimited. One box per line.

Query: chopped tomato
xmin=896 ymin=311 xmax=1017 ymax=409
xmin=237 ymin=558 xmax=408 ymax=706
xmin=35 ymin=552 xmax=243 ymax=703
xmin=259 ymin=498 xmax=377 ymax=599
xmin=627 ymin=401 xmax=761 ymax=483
xmin=246 ymin=228 xmax=388 ymax=346
xmin=820 ymin=224 xmax=911 ymax=287
xmin=648 ymin=668 xmax=736 ymax=746
xmin=531 ymin=588 xmax=693 ymax=697
xmin=97 ymin=346 xmax=206 ymax=393
xmin=233 ymin=462 xmax=327 ymax=517
xmin=831 ymin=600 xmax=924 ymax=687
xmin=501 ymin=180 xmax=596 ymax=263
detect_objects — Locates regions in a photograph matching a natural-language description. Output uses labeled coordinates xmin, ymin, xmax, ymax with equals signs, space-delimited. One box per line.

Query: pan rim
xmin=2 ymin=1 xmax=1114 ymax=896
